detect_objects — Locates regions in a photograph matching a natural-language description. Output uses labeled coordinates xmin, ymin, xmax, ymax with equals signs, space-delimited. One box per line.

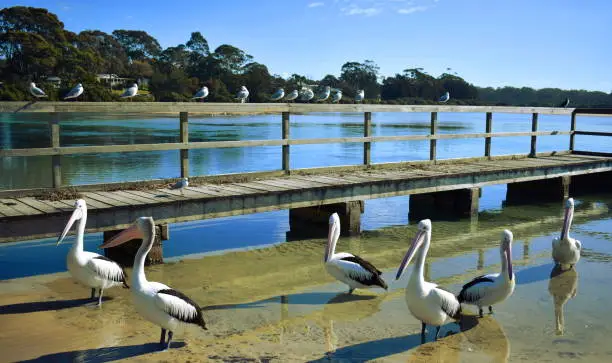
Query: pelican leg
xmin=421 ymin=322 xmax=427 ymax=344
xmin=435 ymin=326 xmax=442 ymax=341
xmin=479 ymin=307 xmax=484 ymax=318
xmin=97 ymin=289 xmax=104 ymax=306
xmin=90 ymin=288 xmax=96 ymax=299
xmin=166 ymin=331 xmax=174 ymax=350
xmin=488 ymin=306 xmax=493 ymax=314
xmin=159 ymin=329 xmax=166 ymax=345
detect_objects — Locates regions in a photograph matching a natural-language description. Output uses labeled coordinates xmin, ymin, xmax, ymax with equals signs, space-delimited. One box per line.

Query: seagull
xmin=121 ymin=83 xmax=138 ymax=101
xmin=331 ymin=90 xmax=342 ymax=103
xmin=300 ymin=88 xmax=314 ymax=102
xmin=270 ymin=88 xmax=285 ymax=101
xmin=192 ymin=86 xmax=209 ymax=101
xmin=63 ymin=83 xmax=84 ymax=101
xmin=354 ymin=90 xmax=364 ymax=103
xmin=29 ymin=82 xmax=48 ymax=98
xmin=559 ymin=97 xmax=570 ymax=108
xmin=235 ymin=86 xmax=249 ymax=103
xmin=317 ymin=86 xmax=331 ymax=102
xmin=439 ymin=92 xmax=450 ymax=103
xmin=170 ymin=177 xmax=188 ymax=195
xmin=284 ymin=90 xmax=299 ymax=102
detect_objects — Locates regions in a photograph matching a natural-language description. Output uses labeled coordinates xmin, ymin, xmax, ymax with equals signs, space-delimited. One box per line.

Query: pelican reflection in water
xmin=548 ymin=265 xmax=578 ymax=335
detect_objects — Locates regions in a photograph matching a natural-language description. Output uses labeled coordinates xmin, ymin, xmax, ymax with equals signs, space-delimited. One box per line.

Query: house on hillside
xmin=45 ymin=76 xmax=61 ymax=88
xmin=97 ymin=74 xmax=130 ymax=88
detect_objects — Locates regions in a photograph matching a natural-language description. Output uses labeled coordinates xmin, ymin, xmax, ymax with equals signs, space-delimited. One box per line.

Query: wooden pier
xmin=1 ymin=102 xmax=611 ymax=248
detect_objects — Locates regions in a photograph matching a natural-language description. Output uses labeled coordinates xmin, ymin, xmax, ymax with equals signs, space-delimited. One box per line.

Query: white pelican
xmin=325 ymin=213 xmax=388 ymax=294
xmin=64 ymin=83 xmax=84 ymax=100
xmin=317 ymin=86 xmax=331 ymax=101
xmin=100 ymin=217 xmax=207 ymax=349
xmin=457 ymin=230 xmax=515 ymax=317
xmin=192 ymin=86 xmax=209 ymax=101
xmin=56 ymin=199 xmax=128 ymax=306
xmin=331 ymin=90 xmax=342 ymax=103
xmin=284 ymin=89 xmax=299 ymax=102
xmin=235 ymin=86 xmax=249 ymax=103
xmin=300 ymin=87 xmax=314 ymax=102
xmin=395 ymin=219 xmax=461 ymax=343
xmin=121 ymin=83 xmax=138 ymax=100
xmin=270 ymin=88 xmax=284 ymax=101
xmin=170 ymin=177 xmax=188 ymax=195
xmin=552 ymin=198 xmax=581 ymax=270
xmin=354 ymin=89 xmax=364 ymax=103
xmin=29 ymin=82 xmax=47 ymax=98
xmin=439 ymin=91 xmax=450 ymax=103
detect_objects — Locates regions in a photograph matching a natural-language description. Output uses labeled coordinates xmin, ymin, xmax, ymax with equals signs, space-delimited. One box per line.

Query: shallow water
xmin=1 ymin=194 xmax=611 ymax=362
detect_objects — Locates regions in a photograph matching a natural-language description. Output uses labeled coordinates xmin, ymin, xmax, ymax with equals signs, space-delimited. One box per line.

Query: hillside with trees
xmin=1 ymin=6 xmax=610 ymax=107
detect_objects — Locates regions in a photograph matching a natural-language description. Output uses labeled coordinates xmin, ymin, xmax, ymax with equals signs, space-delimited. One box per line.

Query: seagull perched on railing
xmin=317 ymin=86 xmax=331 ymax=102
xmin=235 ymin=86 xmax=249 ymax=103
xmin=64 ymin=83 xmax=84 ymax=101
xmin=170 ymin=177 xmax=189 ymax=195
xmin=331 ymin=89 xmax=342 ymax=103
xmin=439 ymin=92 xmax=450 ymax=103
xmin=300 ymin=87 xmax=314 ymax=102
xmin=192 ymin=86 xmax=209 ymax=101
xmin=270 ymin=88 xmax=285 ymax=101
xmin=121 ymin=83 xmax=138 ymax=101
xmin=354 ymin=90 xmax=364 ymax=103
xmin=29 ymin=82 xmax=48 ymax=98
xmin=284 ymin=90 xmax=299 ymax=102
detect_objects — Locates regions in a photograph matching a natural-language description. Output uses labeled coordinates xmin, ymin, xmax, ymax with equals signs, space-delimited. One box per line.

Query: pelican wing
xmin=433 ymin=287 xmax=462 ymax=319
xmin=155 ymin=289 xmax=207 ymax=328
xmin=574 ymin=240 xmax=581 ymax=250
xmin=87 ymin=255 xmax=129 ymax=288
xmin=337 ymin=255 xmax=388 ymax=289
xmin=457 ymin=274 xmax=496 ymax=303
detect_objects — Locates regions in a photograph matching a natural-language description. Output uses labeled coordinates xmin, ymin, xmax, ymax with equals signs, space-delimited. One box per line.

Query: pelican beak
xmin=56 ymin=208 xmax=82 ymax=246
xmin=99 ymin=224 xmax=141 ymax=249
xmin=325 ymin=219 xmax=338 ymax=262
xmin=396 ymin=229 xmax=425 ymax=280
xmin=505 ymin=243 xmax=513 ymax=280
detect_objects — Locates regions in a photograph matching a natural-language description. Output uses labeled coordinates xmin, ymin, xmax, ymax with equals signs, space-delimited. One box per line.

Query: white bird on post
xmin=64 ymin=83 xmax=84 ymax=101
xmin=170 ymin=177 xmax=188 ymax=195
xmin=235 ymin=86 xmax=249 ymax=103
xmin=29 ymin=82 xmax=48 ymax=98
xmin=121 ymin=83 xmax=139 ymax=101
xmin=192 ymin=86 xmax=209 ymax=101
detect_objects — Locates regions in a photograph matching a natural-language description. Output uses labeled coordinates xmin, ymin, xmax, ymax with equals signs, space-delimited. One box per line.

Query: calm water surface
xmin=1 ymin=112 xmax=612 ymax=361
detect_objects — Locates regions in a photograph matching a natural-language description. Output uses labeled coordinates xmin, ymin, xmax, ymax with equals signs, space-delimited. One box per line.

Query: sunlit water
xmin=1 ymin=112 xmax=612 ymax=361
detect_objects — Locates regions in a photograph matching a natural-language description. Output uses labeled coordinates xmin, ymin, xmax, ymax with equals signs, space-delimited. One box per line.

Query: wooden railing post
xmin=363 ymin=112 xmax=372 ymax=166
xmin=530 ymin=113 xmax=538 ymax=157
xmin=429 ymin=112 xmax=438 ymax=161
xmin=484 ymin=112 xmax=493 ymax=158
xmin=50 ymin=113 xmax=61 ymax=188
xmin=179 ymin=112 xmax=189 ymax=178
xmin=569 ymin=112 xmax=576 ymax=151
xmin=282 ymin=112 xmax=290 ymax=174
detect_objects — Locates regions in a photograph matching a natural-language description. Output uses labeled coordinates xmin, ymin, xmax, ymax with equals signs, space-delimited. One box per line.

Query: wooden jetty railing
xmin=1 ymin=102 xmax=611 ymax=191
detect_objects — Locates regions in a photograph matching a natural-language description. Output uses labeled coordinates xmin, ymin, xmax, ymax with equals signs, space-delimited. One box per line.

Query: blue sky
xmin=6 ymin=0 xmax=612 ymax=91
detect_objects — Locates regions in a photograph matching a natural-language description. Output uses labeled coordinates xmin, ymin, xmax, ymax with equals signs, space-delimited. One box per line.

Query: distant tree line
xmin=1 ymin=6 xmax=611 ymax=107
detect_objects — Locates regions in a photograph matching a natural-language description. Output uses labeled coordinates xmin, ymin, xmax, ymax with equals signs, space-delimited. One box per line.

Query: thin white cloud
xmin=397 ymin=5 xmax=427 ymax=14
xmin=342 ymin=6 xmax=382 ymax=16
xmin=308 ymin=2 xmax=325 ymax=8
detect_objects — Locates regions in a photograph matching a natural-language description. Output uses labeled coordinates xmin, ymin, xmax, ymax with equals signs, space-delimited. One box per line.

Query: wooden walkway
xmin=1 ymin=153 xmax=611 ymax=243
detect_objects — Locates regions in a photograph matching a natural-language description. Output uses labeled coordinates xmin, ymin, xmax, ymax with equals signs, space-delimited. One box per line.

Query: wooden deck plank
xmin=249 ymin=180 xmax=295 ymax=192
xmin=82 ymin=192 xmax=127 ymax=207
xmin=113 ymin=190 xmax=158 ymax=204
xmin=0 ymin=201 xmax=23 ymax=217
xmin=163 ymin=187 xmax=213 ymax=199
xmin=123 ymin=190 xmax=178 ymax=203
xmin=153 ymin=189 xmax=191 ymax=201
xmin=34 ymin=199 xmax=76 ymax=211
xmin=233 ymin=182 xmax=281 ymax=193
xmin=105 ymin=191 xmax=151 ymax=205
xmin=290 ymin=176 xmax=335 ymax=186
xmin=2 ymin=199 xmax=45 ymax=216
xmin=17 ymin=198 xmax=64 ymax=214
xmin=295 ymin=175 xmax=356 ymax=185
xmin=263 ymin=178 xmax=325 ymax=189
xmin=214 ymin=183 xmax=265 ymax=195
xmin=185 ymin=186 xmax=232 ymax=198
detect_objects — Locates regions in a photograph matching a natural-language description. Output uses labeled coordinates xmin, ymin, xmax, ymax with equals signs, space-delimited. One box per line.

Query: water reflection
xmin=548 ymin=265 xmax=579 ymax=335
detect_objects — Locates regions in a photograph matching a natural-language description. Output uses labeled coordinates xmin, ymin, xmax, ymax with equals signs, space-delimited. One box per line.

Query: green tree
xmin=339 ymin=60 xmax=380 ymax=98
xmin=112 ymin=30 xmax=161 ymax=61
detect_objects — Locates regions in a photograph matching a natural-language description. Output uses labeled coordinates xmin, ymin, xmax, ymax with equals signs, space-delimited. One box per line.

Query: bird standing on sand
xmin=284 ymin=90 xmax=299 ymax=102
xmin=29 ymin=82 xmax=48 ymax=98
xmin=192 ymin=86 xmax=209 ymax=101
xmin=354 ymin=90 xmax=364 ymax=103
xmin=270 ymin=88 xmax=285 ymax=101
xmin=331 ymin=89 xmax=342 ymax=103
xmin=439 ymin=92 xmax=450 ymax=103
xmin=170 ymin=177 xmax=188 ymax=195
xmin=121 ymin=83 xmax=139 ymax=101
xmin=64 ymin=83 xmax=84 ymax=101
xmin=235 ymin=86 xmax=249 ymax=103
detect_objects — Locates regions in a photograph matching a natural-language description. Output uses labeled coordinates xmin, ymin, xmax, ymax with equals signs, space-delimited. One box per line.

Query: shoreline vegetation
xmin=1 ymin=6 xmax=611 ymax=107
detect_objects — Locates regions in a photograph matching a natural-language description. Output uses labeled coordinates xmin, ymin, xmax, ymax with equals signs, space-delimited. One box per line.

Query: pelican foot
xmin=434 ymin=326 xmax=442 ymax=341
xmin=420 ymin=322 xmax=427 ymax=344
xmin=160 ymin=328 xmax=167 ymax=345
xmin=166 ymin=331 xmax=174 ymax=350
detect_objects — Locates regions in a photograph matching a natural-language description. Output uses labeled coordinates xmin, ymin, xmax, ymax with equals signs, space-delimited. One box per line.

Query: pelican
xmin=100 ymin=217 xmax=207 ymax=349
xmin=324 ymin=213 xmax=388 ymax=294
xmin=29 ymin=82 xmax=47 ymax=98
xmin=56 ymin=199 xmax=128 ymax=306
xmin=284 ymin=89 xmax=299 ymax=102
xmin=354 ymin=89 xmax=364 ymax=103
xmin=331 ymin=90 xmax=342 ymax=103
xmin=559 ymin=97 xmax=570 ymax=108
xmin=439 ymin=91 xmax=450 ymax=103
xmin=317 ymin=86 xmax=331 ymax=101
xmin=395 ymin=219 xmax=461 ymax=343
xmin=121 ymin=83 xmax=138 ymax=101
xmin=300 ymin=87 xmax=314 ymax=102
xmin=552 ymin=198 xmax=581 ymax=270
xmin=457 ymin=230 xmax=515 ymax=317
xmin=64 ymin=83 xmax=84 ymax=100
xmin=270 ymin=88 xmax=284 ymax=101
xmin=170 ymin=177 xmax=188 ymax=195
xmin=192 ymin=86 xmax=209 ymax=101
xmin=235 ymin=86 xmax=249 ymax=103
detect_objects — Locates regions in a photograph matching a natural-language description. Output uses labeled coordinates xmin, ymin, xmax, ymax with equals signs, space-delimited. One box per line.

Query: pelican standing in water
xmin=395 ymin=219 xmax=461 ymax=343
xmin=324 ymin=213 xmax=388 ymax=294
xmin=56 ymin=199 xmax=128 ymax=306
xmin=100 ymin=217 xmax=207 ymax=349
xmin=552 ymin=198 xmax=581 ymax=270
xmin=458 ymin=230 xmax=516 ymax=317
